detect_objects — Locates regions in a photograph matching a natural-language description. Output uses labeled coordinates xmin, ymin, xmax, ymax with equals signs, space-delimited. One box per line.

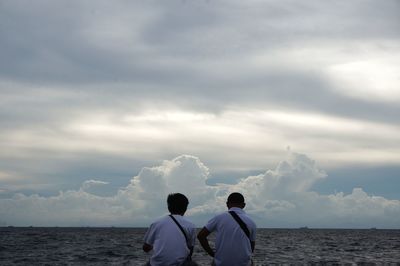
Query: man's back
xmin=205 ymin=207 xmax=256 ymax=266
xmin=144 ymin=215 xmax=196 ymax=266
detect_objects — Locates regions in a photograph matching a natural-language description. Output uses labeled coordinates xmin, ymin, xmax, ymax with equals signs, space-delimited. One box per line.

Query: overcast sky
xmin=0 ymin=0 xmax=399 ymax=228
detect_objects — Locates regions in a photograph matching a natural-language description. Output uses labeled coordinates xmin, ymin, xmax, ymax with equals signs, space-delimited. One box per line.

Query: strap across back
xmin=228 ymin=211 xmax=251 ymax=241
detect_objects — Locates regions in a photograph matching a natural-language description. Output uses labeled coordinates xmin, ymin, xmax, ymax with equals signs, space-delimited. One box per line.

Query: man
xmin=197 ymin=192 xmax=256 ymax=266
xmin=143 ymin=193 xmax=196 ymax=266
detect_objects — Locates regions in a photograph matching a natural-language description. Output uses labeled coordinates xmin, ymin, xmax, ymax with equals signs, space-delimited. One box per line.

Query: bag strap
xmin=169 ymin=215 xmax=190 ymax=248
xmin=229 ymin=211 xmax=251 ymax=241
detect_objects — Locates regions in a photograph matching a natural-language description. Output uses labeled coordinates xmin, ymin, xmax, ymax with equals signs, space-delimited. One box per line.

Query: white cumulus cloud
xmin=0 ymin=153 xmax=399 ymax=228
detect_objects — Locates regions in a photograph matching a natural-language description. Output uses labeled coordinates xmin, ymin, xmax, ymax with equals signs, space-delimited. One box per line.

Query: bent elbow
xmin=197 ymin=227 xmax=210 ymax=240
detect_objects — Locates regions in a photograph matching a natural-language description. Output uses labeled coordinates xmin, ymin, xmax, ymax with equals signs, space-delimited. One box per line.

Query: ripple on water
xmin=1 ymin=228 xmax=400 ymax=265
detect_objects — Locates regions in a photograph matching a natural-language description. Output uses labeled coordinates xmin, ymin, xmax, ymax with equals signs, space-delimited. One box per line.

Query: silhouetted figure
xmin=197 ymin=192 xmax=256 ymax=266
xmin=143 ymin=193 xmax=197 ymax=266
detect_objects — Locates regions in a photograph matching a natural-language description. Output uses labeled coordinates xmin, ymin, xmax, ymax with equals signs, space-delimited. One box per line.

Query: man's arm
xmin=142 ymin=243 xmax=153 ymax=253
xmin=197 ymin=227 xmax=214 ymax=257
xmin=251 ymin=241 xmax=255 ymax=253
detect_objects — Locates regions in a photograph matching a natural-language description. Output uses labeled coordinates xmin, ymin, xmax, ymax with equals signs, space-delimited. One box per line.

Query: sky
xmin=0 ymin=0 xmax=399 ymax=228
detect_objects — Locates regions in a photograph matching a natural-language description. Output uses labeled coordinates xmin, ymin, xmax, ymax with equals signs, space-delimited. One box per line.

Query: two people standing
xmin=143 ymin=192 xmax=256 ymax=266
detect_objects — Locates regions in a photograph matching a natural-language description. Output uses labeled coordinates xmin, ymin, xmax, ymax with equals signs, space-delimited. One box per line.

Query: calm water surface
xmin=1 ymin=227 xmax=399 ymax=265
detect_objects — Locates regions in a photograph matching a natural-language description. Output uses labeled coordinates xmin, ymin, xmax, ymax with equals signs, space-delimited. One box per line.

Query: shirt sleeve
xmin=205 ymin=215 xmax=218 ymax=232
xmin=143 ymin=223 xmax=157 ymax=245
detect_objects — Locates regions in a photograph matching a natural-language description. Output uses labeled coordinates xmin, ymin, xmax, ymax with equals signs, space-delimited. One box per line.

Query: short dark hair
xmin=167 ymin=193 xmax=189 ymax=214
xmin=227 ymin=192 xmax=245 ymax=204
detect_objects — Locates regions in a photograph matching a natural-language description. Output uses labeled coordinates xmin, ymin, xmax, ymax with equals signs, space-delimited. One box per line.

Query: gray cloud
xmin=1 ymin=0 xmax=399 ymax=125
xmin=0 ymin=0 xmax=399 ymax=209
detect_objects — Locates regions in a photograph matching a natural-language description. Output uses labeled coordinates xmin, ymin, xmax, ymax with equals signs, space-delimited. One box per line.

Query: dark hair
xmin=167 ymin=193 xmax=189 ymax=214
xmin=227 ymin=192 xmax=245 ymax=204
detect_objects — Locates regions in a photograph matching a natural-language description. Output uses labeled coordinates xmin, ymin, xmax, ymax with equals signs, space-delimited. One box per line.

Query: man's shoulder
xmin=241 ymin=213 xmax=257 ymax=229
xmin=176 ymin=216 xmax=196 ymax=229
xmin=230 ymin=209 xmax=257 ymax=229
xmin=209 ymin=211 xmax=231 ymax=222
xmin=246 ymin=216 xmax=257 ymax=228
xmin=150 ymin=215 xmax=169 ymax=227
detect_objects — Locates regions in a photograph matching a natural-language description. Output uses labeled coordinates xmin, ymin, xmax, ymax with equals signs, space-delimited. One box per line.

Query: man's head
xmin=167 ymin=193 xmax=189 ymax=215
xmin=226 ymin=192 xmax=246 ymax=209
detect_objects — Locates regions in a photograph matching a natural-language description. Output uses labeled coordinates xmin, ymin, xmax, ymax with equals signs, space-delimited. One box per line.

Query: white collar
xmin=228 ymin=207 xmax=245 ymax=213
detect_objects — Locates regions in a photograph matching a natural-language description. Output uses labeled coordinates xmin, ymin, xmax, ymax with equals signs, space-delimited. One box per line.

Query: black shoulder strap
xmin=229 ymin=211 xmax=251 ymax=240
xmin=169 ymin=215 xmax=190 ymax=247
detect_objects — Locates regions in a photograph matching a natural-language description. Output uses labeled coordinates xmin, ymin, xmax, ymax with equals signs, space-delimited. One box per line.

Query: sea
xmin=1 ymin=227 xmax=399 ymax=265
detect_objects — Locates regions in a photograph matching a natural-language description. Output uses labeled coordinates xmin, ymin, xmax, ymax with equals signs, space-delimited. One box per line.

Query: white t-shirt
xmin=205 ymin=207 xmax=256 ymax=266
xmin=144 ymin=215 xmax=196 ymax=266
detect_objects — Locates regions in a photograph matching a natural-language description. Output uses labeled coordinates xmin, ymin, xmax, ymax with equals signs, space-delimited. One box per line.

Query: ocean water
xmin=1 ymin=227 xmax=399 ymax=265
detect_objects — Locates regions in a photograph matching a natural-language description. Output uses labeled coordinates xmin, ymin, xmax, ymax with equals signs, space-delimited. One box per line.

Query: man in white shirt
xmin=143 ymin=193 xmax=196 ymax=266
xmin=197 ymin=192 xmax=256 ymax=266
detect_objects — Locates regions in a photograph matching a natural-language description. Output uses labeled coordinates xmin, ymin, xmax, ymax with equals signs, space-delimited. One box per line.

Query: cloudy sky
xmin=0 ymin=0 xmax=399 ymax=228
